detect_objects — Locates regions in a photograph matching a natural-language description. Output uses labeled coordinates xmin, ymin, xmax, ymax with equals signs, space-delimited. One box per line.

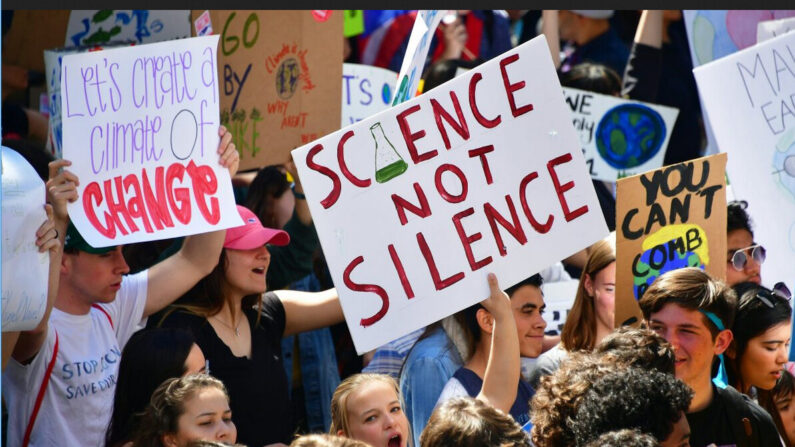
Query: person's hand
xmin=441 ymin=17 xmax=468 ymax=61
xmin=35 ymin=205 xmax=60 ymax=254
xmin=217 ymin=125 xmax=239 ymax=177
xmin=480 ymin=273 xmax=512 ymax=319
xmin=46 ymin=159 xmax=79 ymax=224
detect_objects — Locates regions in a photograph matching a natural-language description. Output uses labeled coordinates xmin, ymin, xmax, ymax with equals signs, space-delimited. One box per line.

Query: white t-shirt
xmin=3 ymin=270 xmax=148 ymax=447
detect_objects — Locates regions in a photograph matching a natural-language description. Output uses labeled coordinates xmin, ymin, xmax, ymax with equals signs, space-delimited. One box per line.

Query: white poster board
xmin=61 ymin=35 xmax=242 ymax=248
xmin=693 ymin=31 xmax=795 ymax=293
xmin=562 ymin=88 xmax=678 ymax=182
xmin=757 ymin=17 xmax=795 ymax=42
xmin=342 ymin=63 xmax=398 ymax=127
xmin=66 ymin=10 xmax=190 ymax=47
xmin=293 ymin=36 xmax=609 ymax=353
xmin=391 ymin=10 xmax=444 ymax=106
xmin=541 ymin=279 xmax=579 ymax=336
xmin=1 ymin=148 xmax=49 ymax=332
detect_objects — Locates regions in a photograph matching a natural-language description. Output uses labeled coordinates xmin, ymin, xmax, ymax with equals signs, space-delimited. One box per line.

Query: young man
xmin=639 ymin=267 xmax=779 ymax=447
xmin=3 ymin=127 xmax=239 ymax=447
xmin=726 ymin=201 xmax=764 ymax=286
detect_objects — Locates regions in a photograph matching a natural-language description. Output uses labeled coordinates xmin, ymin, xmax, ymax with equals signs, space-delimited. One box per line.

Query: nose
xmin=113 ymin=248 xmax=130 ymax=274
xmin=535 ymin=314 xmax=547 ymax=330
xmin=217 ymin=422 xmax=235 ymax=441
xmin=383 ymin=412 xmax=395 ymax=429
xmin=777 ymin=346 xmax=788 ymax=365
xmin=257 ymin=245 xmax=271 ymax=259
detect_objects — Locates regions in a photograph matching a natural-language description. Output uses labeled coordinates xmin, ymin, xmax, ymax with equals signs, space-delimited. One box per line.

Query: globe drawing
xmin=595 ymin=104 xmax=666 ymax=170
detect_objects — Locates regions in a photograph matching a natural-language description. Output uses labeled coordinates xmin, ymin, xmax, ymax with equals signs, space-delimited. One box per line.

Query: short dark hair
xmin=595 ymin=326 xmax=676 ymax=375
xmin=570 ymin=368 xmax=692 ymax=445
xmin=727 ymin=200 xmax=753 ymax=236
xmin=583 ymin=429 xmax=660 ymax=447
xmin=420 ymin=397 xmax=531 ymax=447
xmin=559 ymin=62 xmax=622 ymax=96
xmin=638 ymin=268 xmax=737 ymax=338
xmin=506 ymin=273 xmax=544 ymax=298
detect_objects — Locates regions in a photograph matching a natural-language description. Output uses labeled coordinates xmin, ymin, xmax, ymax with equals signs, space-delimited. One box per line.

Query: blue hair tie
xmin=699 ymin=310 xmax=729 ymax=388
xmin=699 ymin=310 xmax=725 ymax=331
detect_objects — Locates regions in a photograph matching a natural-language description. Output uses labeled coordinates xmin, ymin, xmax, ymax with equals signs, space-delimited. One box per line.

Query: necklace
xmin=211 ymin=315 xmax=242 ymax=337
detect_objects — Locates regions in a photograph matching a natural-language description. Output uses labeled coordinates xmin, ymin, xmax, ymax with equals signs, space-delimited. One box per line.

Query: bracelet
xmin=291 ymin=184 xmax=306 ymax=200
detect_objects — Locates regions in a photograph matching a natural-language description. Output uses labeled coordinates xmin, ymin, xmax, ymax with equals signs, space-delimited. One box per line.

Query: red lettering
xmin=417 ymin=232 xmax=464 ymax=290
xmin=468 ymin=145 xmax=495 ymax=185
xmin=83 ymin=182 xmax=115 ymax=238
xmin=141 ymin=167 xmax=174 ymax=230
xmin=103 ymin=177 xmax=134 ymax=235
xmin=396 ymin=104 xmax=436 ymax=164
xmin=388 ymin=244 xmax=415 ymax=299
xmin=499 ymin=54 xmax=534 ymax=117
xmin=122 ymin=174 xmax=153 ymax=233
xmin=391 ymin=182 xmax=432 ymax=226
xmin=343 ymin=255 xmax=389 ymax=327
xmin=186 ymin=161 xmax=220 ymax=224
xmin=547 ymin=153 xmax=588 ymax=222
xmin=519 ymin=171 xmax=553 ymax=233
xmin=337 ymin=130 xmax=371 ymax=188
xmin=452 ymin=208 xmax=492 ymax=271
xmin=166 ymin=163 xmax=191 ymax=225
xmin=434 ymin=164 xmax=468 ymax=204
xmin=306 ymin=143 xmax=342 ymax=209
xmin=484 ymin=195 xmax=528 ymax=256
xmin=431 ymin=91 xmax=469 ymax=150
xmin=469 ymin=73 xmax=501 ymax=128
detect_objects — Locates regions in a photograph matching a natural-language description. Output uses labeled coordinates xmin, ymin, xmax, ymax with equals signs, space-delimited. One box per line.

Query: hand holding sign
xmin=47 ymin=159 xmax=79 ymax=223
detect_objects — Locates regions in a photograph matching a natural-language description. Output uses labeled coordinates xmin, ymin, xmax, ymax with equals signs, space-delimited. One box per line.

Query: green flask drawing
xmin=371 ymin=122 xmax=408 ymax=183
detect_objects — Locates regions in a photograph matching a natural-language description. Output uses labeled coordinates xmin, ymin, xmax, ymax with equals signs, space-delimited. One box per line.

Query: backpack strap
xmin=21 ymin=330 xmax=59 ymax=447
xmin=91 ymin=304 xmax=114 ymax=330
xmin=452 ymin=367 xmax=483 ymax=398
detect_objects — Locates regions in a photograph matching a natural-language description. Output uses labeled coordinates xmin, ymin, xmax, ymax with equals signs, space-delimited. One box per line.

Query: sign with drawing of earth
xmin=596 ymin=104 xmax=667 ymax=170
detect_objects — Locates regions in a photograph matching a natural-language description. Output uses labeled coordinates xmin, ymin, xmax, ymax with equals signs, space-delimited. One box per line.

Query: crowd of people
xmin=2 ymin=8 xmax=793 ymax=447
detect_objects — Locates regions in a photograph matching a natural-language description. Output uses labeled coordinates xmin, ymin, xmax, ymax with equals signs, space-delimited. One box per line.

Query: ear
xmin=337 ymin=429 xmax=346 ymax=437
xmin=714 ymin=329 xmax=734 ymax=356
xmin=725 ymin=340 xmax=737 ymax=360
xmin=60 ymin=252 xmax=72 ymax=275
xmin=583 ymin=273 xmax=594 ymax=297
xmin=162 ymin=433 xmax=178 ymax=447
xmin=476 ymin=308 xmax=494 ymax=335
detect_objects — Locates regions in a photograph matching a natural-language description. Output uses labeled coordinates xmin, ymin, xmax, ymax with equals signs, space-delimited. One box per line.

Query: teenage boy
xmin=3 ymin=127 xmax=239 ymax=447
xmin=639 ymin=267 xmax=779 ymax=447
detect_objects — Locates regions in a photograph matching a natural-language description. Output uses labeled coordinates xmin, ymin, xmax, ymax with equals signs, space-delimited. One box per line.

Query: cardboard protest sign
xmin=65 ymin=10 xmax=190 ymax=47
xmin=758 ymin=17 xmax=795 ymax=42
xmin=60 ymin=35 xmax=242 ymax=247
xmin=342 ymin=63 xmax=398 ymax=127
xmin=615 ymin=154 xmax=727 ymax=327
xmin=293 ymin=36 xmax=609 ymax=354
xmin=392 ymin=10 xmax=444 ymax=106
xmin=2 ymin=10 xmax=70 ymax=72
xmin=192 ymin=10 xmax=343 ymax=171
xmin=693 ymin=31 xmax=795 ymax=294
xmin=562 ymin=88 xmax=678 ymax=182
xmin=1 ymin=147 xmax=50 ymax=332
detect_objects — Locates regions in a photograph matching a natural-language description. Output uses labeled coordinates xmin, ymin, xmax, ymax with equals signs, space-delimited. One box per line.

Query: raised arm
xmin=275 ymin=288 xmax=343 ymax=336
xmin=541 ymin=10 xmax=561 ymax=69
xmin=621 ymin=10 xmax=664 ymax=100
xmin=144 ymin=126 xmax=239 ymax=317
xmin=477 ymin=273 xmax=520 ymax=414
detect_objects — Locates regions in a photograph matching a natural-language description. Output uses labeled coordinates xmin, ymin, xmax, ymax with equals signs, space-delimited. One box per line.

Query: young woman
xmin=528 ymin=234 xmax=616 ymax=387
xmin=106 ymin=328 xmax=206 ymax=447
xmin=133 ymin=374 xmax=236 ymax=447
xmin=157 ymin=205 xmax=342 ymax=446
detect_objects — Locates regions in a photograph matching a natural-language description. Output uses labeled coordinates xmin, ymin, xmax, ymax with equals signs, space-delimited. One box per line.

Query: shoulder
xmin=716 ymin=386 xmax=778 ymax=430
xmin=157 ymin=308 xmax=207 ymax=330
xmin=437 ymin=376 xmax=468 ymax=404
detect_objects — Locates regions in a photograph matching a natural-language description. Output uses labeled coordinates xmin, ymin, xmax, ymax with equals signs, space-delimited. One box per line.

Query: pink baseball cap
xmin=224 ymin=205 xmax=290 ymax=250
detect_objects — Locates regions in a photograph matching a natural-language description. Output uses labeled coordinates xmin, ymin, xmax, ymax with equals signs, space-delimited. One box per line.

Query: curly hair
xmin=727 ymin=200 xmax=753 ymax=236
xmin=583 ymin=429 xmax=660 ymax=447
xmin=291 ymin=434 xmax=371 ymax=447
xmin=595 ymin=326 xmax=675 ymax=375
xmin=420 ymin=397 xmax=530 ymax=447
xmin=329 ymin=374 xmax=405 ymax=438
xmin=132 ymin=374 xmax=231 ymax=447
xmin=569 ymin=367 xmax=692 ymax=445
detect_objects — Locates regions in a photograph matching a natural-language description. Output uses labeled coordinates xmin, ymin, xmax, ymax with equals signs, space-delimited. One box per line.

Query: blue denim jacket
xmin=281 ymin=274 xmax=341 ymax=432
xmin=399 ymin=326 xmax=463 ymax=447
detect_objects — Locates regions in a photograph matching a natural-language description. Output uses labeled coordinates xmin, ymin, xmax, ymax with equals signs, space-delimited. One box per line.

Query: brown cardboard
xmin=614 ymin=153 xmax=728 ymax=327
xmin=192 ymin=10 xmax=343 ymax=171
xmin=2 ymin=10 xmax=70 ymax=72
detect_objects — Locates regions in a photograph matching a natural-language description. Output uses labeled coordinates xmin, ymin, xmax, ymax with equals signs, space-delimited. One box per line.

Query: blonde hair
xmin=420 ymin=397 xmax=530 ymax=447
xmin=560 ymin=234 xmax=616 ymax=351
xmin=291 ymin=434 xmax=371 ymax=447
xmin=329 ymin=373 xmax=405 ymax=438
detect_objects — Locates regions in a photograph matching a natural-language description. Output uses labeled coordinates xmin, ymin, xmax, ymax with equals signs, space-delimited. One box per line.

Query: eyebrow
xmin=761 ymin=339 xmax=788 ymax=345
xmin=360 ymin=400 xmax=401 ymax=417
xmin=648 ymin=320 xmax=702 ymax=331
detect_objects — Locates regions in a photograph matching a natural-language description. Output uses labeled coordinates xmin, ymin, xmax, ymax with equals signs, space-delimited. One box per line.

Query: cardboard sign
xmin=342 ymin=63 xmax=398 ymax=127
xmin=60 ymin=35 xmax=243 ymax=247
xmin=392 ymin=10 xmax=444 ymax=106
xmin=615 ymin=154 xmax=728 ymax=327
xmin=693 ymin=31 xmax=795 ymax=293
xmin=65 ymin=10 xmax=190 ymax=47
xmin=192 ymin=10 xmax=343 ymax=171
xmin=562 ymin=88 xmax=679 ymax=182
xmin=757 ymin=17 xmax=795 ymax=42
xmin=293 ymin=36 xmax=609 ymax=354
xmin=2 ymin=10 xmax=70 ymax=72
xmin=1 ymin=147 xmax=50 ymax=332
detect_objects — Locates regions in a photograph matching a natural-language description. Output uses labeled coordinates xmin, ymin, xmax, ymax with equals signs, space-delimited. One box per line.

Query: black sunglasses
xmin=753 ymin=282 xmax=792 ymax=308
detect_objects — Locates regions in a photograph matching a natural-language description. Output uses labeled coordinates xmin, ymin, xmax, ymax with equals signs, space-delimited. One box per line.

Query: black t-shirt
xmin=686 ymin=385 xmax=779 ymax=447
xmin=159 ymin=292 xmax=294 ymax=446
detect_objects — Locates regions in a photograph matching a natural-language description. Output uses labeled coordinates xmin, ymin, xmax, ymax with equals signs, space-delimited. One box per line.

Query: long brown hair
xmin=560 ymin=234 xmax=616 ymax=351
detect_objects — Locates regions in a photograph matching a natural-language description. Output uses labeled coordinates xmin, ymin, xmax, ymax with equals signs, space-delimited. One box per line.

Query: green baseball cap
xmin=64 ymin=221 xmax=118 ymax=254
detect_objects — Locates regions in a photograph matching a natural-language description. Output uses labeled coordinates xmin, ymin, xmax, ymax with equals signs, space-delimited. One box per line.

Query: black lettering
xmin=669 ymin=195 xmax=691 ymax=224
xmin=699 ymin=185 xmax=723 ymax=219
xmin=621 ymin=208 xmax=644 ymax=240
xmin=645 ymin=203 xmax=667 ymax=235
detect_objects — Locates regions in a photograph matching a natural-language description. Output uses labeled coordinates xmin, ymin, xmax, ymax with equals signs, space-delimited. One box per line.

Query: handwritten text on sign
xmin=294 ymin=36 xmax=609 ymax=354
xmin=61 ymin=35 xmax=242 ymax=247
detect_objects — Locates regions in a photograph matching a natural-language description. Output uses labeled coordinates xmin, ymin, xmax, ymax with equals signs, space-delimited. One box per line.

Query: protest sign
xmin=540 ymin=279 xmax=579 ymax=336
xmin=2 ymin=10 xmax=70 ymax=72
xmin=1 ymin=147 xmax=50 ymax=332
xmin=615 ymin=154 xmax=727 ymax=327
xmin=693 ymin=31 xmax=795 ymax=294
xmin=392 ymin=10 xmax=444 ymax=106
xmin=65 ymin=10 xmax=190 ymax=47
xmin=758 ymin=17 xmax=795 ymax=42
xmin=562 ymin=88 xmax=678 ymax=182
xmin=192 ymin=10 xmax=343 ymax=171
xmin=60 ymin=35 xmax=243 ymax=248
xmin=293 ymin=36 xmax=609 ymax=354
xmin=342 ymin=63 xmax=398 ymax=127
xmin=344 ymin=10 xmax=365 ymax=37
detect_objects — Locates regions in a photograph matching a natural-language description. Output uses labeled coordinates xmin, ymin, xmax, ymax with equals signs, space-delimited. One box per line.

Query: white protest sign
xmin=66 ymin=10 xmax=190 ymax=47
xmin=541 ymin=279 xmax=579 ymax=336
xmin=1 ymin=147 xmax=49 ymax=332
xmin=693 ymin=31 xmax=795 ymax=293
xmin=391 ymin=10 xmax=444 ymax=106
xmin=342 ymin=63 xmax=398 ymax=127
xmin=562 ymin=88 xmax=678 ymax=182
xmin=61 ymin=35 xmax=243 ymax=248
xmin=758 ymin=17 xmax=795 ymax=42
xmin=293 ymin=36 xmax=609 ymax=354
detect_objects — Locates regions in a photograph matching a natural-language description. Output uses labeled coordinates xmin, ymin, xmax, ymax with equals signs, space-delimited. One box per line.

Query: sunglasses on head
xmin=728 ymin=244 xmax=766 ymax=271
xmin=754 ymin=282 xmax=792 ymax=308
